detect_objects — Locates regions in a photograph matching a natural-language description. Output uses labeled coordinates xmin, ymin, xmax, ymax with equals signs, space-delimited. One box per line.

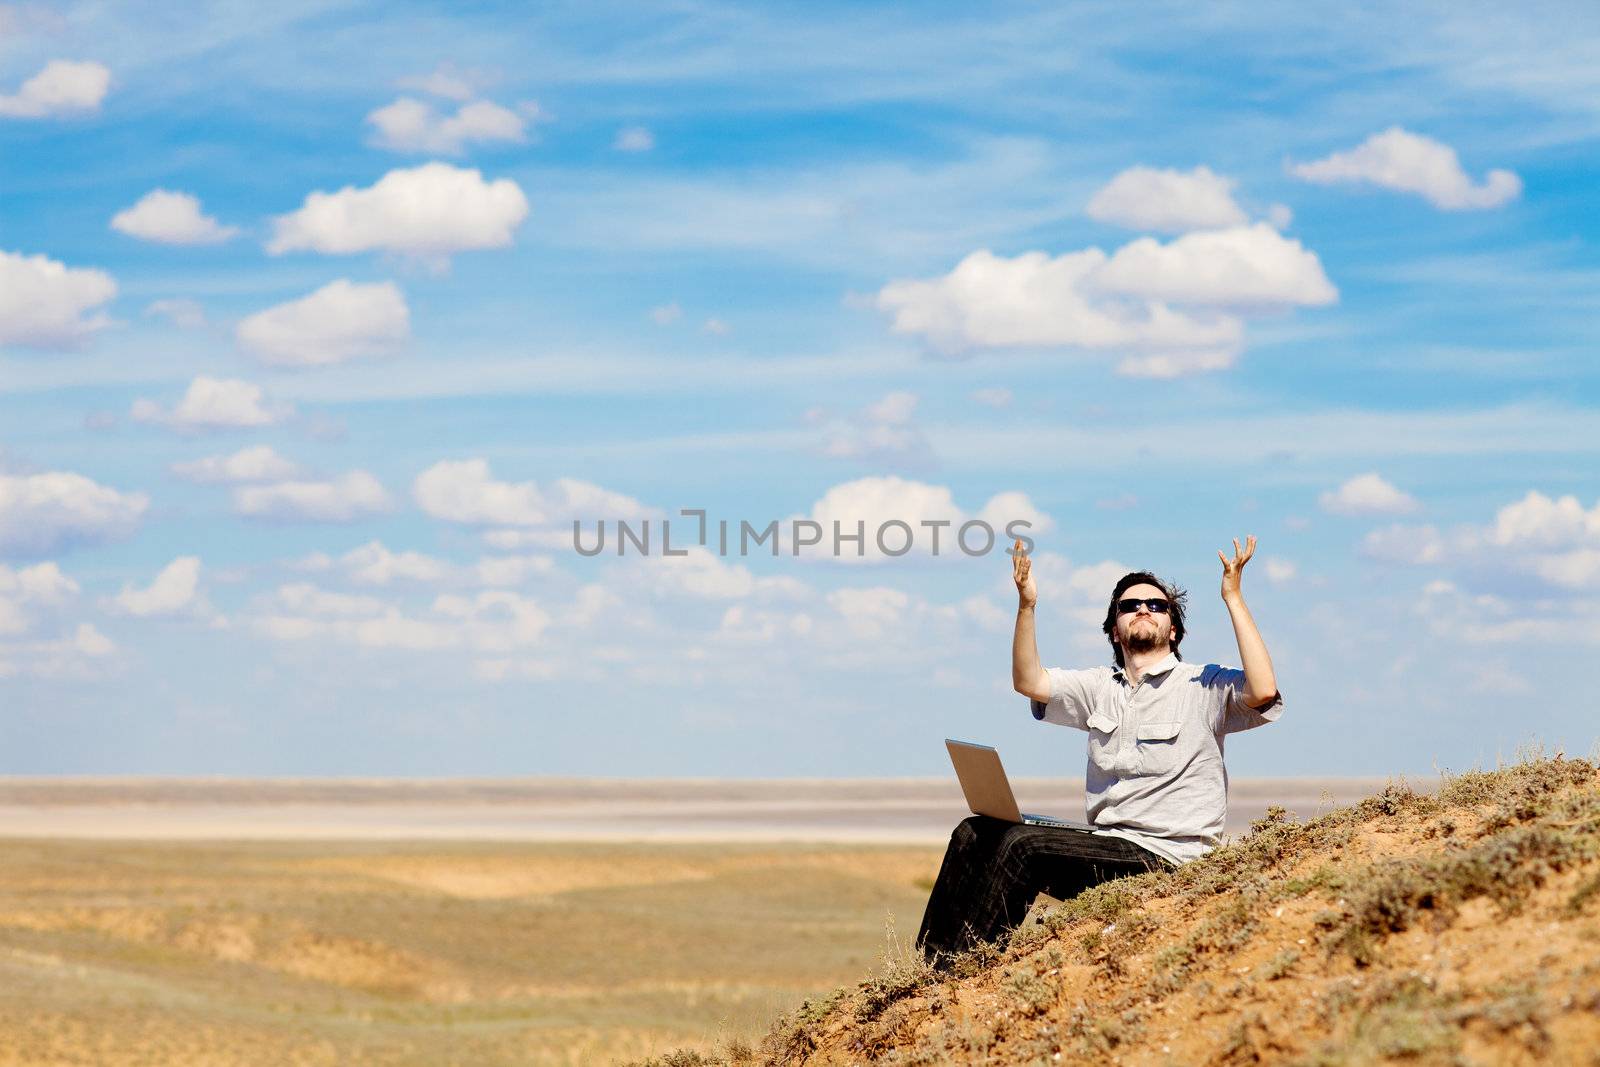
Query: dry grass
xmin=0 ymin=839 xmax=941 ymax=1066
xmin=636 ymin=750 xmax=1600 ymax=1066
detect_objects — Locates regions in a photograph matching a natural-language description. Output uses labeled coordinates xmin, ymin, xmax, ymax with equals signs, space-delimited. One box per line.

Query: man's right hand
xmin=1012 ymin=538 xmax=1037 ymax=609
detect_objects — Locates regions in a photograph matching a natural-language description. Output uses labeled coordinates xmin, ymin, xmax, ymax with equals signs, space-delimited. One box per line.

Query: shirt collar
xmin=1114 ymin=651 xmax=1179 ymax=683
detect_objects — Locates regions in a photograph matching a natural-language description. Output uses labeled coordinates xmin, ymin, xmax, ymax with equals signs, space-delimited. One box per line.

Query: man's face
xmin=1114 ymin=582 xmax=1173 ymax=657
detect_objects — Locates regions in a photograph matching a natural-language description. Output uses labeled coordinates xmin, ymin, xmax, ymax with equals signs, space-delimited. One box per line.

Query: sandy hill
xmin=633 ymin=755 xmax=1600 ymax=1066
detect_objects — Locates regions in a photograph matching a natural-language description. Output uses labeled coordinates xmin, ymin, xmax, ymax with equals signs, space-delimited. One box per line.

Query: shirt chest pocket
xmin=1085 ymin=711 xmax=1120 ymax=772
xmin=1134 ymin=719 xmax=1184 ymax=776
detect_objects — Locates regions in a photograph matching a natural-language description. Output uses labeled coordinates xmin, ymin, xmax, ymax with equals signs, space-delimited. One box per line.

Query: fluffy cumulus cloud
xmin=0 ymin=561 xmax=79 ymax=634
xmin=233 ymin=471 xmax=393 ymax=523
xmin=772 ymin=475 xmax=1053 ymax=564
xmin=0 ymin=562 xmax=113 ymax=680
xmin=131 ymin=376 xmax=291 ymax=431
xmin=874 ymin=224 xmax=1335 ymax=378
xmin=171 ymin=445 xmax=300 ymax=484
xmin=1364 ymin=490 xmax=1600 ymax=643
xmin=108 ymin=556 xmax=214 ymax=620
xmin=0 ymin=249 xmax=117 ymax=348
xmin=0 ymin=470 xmax=147 ymax=557
xmin=0 ymin=59 xmax=110 ymax=118
xmin=1480 ymin=491 xmax=1600 ymax=589
xmin=1085 ymin=165 xmax=1249 ymax=233
xmin=235 ymin=280 xmax=409 ymax=367
xmin=1092 ymin=224 xmax=1338 ymax=309
xmin=266 ymin=162 xmax=529 ymax=262
xmin=1289 ymin=127 xmax=1522 ymax=211
xmin=110 ymin=189 xmax=238 ymax=244
xmin=1318 ymin=472 xmax=1420 ymax=516
xmin=315 ymin=540 xmax=451 ymax=585
xmin=366 ymin=97 xmax=527 ymax=154
xmin=413 ymin=460 xmax=655 ymax=545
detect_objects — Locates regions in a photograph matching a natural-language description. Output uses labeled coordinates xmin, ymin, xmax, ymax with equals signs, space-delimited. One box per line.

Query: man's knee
xmin=995 ymin=824 xmax=1047 ymax=863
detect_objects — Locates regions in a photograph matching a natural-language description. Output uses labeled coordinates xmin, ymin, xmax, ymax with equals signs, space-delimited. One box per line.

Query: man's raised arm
xmin=1219 ymin=534 xmax=1278 ymax=708
xmin=1011 ymin=539 xmax=1051 ymax=703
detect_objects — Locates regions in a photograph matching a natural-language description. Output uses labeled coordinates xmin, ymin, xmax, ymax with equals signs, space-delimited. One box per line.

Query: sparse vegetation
xmin=639 ymin=752 xmax=1600 ymax=1065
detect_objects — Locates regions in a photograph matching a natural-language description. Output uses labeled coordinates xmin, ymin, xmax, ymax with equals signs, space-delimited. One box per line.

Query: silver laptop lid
xmin=945 ymin=739 xmax=1023 ymax=822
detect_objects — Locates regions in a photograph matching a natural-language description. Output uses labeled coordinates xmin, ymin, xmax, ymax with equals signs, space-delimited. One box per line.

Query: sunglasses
xmin=1117 ymin=597 xmax=1171 ymax=615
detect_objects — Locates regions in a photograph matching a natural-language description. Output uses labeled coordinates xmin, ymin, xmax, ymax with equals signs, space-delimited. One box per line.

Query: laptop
xmin=945 ymin=739 xmax=1093 ymax=831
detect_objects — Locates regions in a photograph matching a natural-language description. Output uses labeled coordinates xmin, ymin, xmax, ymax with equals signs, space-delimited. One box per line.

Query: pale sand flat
xmin=0 ymin=776 xmax=1402 ymax=842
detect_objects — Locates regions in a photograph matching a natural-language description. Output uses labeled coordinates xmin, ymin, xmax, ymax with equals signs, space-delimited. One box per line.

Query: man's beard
xmin=1124 ymin=622 xmax=1165 ymax=654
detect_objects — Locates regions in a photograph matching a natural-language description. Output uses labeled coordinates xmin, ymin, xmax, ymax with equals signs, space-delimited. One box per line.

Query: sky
xmin=2 ymin=1 xmax=1597 ymax=778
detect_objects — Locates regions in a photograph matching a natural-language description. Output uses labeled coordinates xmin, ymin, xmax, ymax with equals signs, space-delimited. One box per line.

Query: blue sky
xmin=2 ymin=1 xmax=1598 ymax=778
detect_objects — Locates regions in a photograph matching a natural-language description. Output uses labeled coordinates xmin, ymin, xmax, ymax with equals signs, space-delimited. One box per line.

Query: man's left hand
xmin=1218 ymin=534 xmax=1256 ymax=601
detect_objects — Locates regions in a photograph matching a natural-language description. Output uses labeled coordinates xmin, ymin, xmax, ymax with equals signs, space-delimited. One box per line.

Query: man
xmin=916 ymin=535 xmax=1282 ymax=964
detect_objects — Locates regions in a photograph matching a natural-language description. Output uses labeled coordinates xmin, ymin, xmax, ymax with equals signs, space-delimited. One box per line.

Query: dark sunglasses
xmin=1117 ymin=597 xmax=1170 ymax=615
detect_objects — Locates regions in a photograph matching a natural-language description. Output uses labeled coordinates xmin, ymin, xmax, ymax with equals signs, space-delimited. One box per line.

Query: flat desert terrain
xmin=0 ymin=777 xmax=1389 ymax=1065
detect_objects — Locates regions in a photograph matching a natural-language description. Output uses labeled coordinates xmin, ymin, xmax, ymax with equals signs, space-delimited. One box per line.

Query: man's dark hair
xmin=1102 ymin=571 xmax=1188 ymax=668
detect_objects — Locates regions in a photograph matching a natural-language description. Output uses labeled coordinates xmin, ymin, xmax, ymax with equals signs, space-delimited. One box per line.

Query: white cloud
xmin=0 ymin=560 xmax=114 ymax=678
xmin=0 ymin=249 xmax=117 ymax=348
xmin=110 ymin=189 xmax=238 ymax=244
xmin=144 ymin=298 xmax=206 ymax=329
xmin=0 ymin=561 xmax=80 ymax=635
xmin=253 ymin=582 xmax=552 ymax=654
xmin=1363 ymin=491 xmax=1600 ymax=595
xmin=332 ymin=540 xmax=451 ymax=585
xmin=171 ymin=445 xmax=300 ymax=485
xmin=782 ymin=475 xmax=1053 ymax=563
xmin=820 ymin=390 xmax=930 ymax=463
xmin=413 ymin=459 xmax=654 ymax=529
xmin=0 ymin=59 xmax=110 ymax=118
xmin=874 ymin=224 xmax=1335 ymax=374
xmin=109 ymin=556 xmax=210 ymax=618
xmin=650 ymin=302 xmax=682 ymax=325
xmin=1289 ymin=127 xmax=1521 ymax=211
xmin=1318 ymin=473 xmax=1420 ymax=516
xmin=1085 ymin=165 xmax=1249 ymax=233
xmin=266 ymin=162 xmax=529 ymax=263
xmin=618 ymin=545 xmax=812 ymax=602
xmin=236 ymin=280 xmax=409 ymax=367
xmin=1092 ymin=223 xmax=1338 ymax=309
xmin=702 ymin=317 xmax=730 ymax=336
xmin=614 ymin=125 xmax=654 ymax=152
xmin=234 ymin=471 xmax=393 ymax=523
xmin=366 ymin=97 xmax=527 ymax=154
xmin=1486 ymin=490 xmax=1600 ymax=550
xmin=131 ymin=376 xmax=291 ymax=431
xmin=0 ymin=470 xmax=147 ymax=557
xmin=971 ymin=387 xmax=1012 ymax=409
xmin=875 ymin=247 xmax=1242 ymax=371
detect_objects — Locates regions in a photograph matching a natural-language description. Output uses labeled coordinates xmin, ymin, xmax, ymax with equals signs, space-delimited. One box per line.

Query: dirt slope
xmin=638 ymin=756 xmax=1600 ymax=1066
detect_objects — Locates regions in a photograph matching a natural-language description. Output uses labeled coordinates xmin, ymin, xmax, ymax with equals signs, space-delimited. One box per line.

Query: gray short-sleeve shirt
xmin=1027 ymin=651 xmax=1283 ymax=866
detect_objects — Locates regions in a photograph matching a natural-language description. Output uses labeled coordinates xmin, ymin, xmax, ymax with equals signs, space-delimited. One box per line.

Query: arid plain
xmin=0 ymin=777 xmax=1383 ymax=1065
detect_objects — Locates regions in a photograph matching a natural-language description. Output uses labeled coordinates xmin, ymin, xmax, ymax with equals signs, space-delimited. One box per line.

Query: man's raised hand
xmin=1218 ymin=534 xmax=1256 ymax=601
xmin=1013 ymin=538 xmax=1038 ymax=609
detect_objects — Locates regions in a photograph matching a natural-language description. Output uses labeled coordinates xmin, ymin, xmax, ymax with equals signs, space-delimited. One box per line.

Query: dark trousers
xmin=916 ymin=816 xmax=1172 ymax=964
